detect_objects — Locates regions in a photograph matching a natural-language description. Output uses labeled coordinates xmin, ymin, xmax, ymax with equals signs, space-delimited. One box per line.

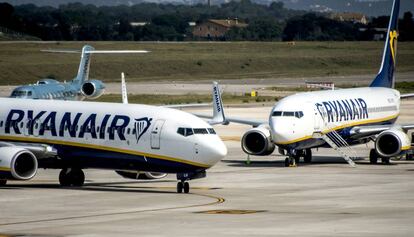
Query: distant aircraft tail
xmin=74 ymin=45 xmax=94 ymax=86
xmin=369 ymin=0 xmax=400 ymax=88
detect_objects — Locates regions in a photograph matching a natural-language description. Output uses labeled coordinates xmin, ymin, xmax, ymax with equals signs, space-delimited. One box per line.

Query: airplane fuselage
xmin=0 ymin=98 xmax=226 ymax=173
xmin=270 ymin=87 xmax=401 ymax=150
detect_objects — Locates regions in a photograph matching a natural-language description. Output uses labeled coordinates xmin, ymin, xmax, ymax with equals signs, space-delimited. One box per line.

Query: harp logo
xmin=134 ymin=117 xmax=152 ymax=143
xmin=389 ymin=30 xmax=398 ymax=64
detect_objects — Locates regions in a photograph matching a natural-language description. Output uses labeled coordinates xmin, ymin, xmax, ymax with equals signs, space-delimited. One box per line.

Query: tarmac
xmin=1 ymin=101 xmax=414 ymax=236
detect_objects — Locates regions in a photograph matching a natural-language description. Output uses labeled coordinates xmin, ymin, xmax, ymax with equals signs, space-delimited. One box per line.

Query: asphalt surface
xmin=1 ymin=102 xmax=414 ymax=236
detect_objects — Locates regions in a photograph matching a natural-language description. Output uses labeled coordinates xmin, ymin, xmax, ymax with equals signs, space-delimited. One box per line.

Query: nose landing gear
xmin=177 ymin=181 xmax=190 ymax=193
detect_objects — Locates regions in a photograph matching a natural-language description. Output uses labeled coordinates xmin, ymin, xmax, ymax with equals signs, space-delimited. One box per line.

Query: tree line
xmin=0 ymin=0 xmax=413 ymax=41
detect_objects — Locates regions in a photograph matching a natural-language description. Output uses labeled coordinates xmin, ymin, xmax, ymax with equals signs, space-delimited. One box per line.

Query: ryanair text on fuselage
xmin=315 ymin=98 xmax=368 ymax=123
xmin=4 ymin=109 xmax=152 ymax=142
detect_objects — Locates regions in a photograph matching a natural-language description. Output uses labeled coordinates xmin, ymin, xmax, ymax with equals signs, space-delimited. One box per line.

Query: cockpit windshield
xmin=272 ymin=111 xmax=304 ymax=118
xmin=11 ymin=90 xmax=33 ymax=98
xmin=177 ymin=127 xmax=216 ymax=137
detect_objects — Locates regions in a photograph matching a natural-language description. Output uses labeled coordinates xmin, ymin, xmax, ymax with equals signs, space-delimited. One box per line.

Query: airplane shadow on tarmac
xmin=0 ymin=180 xmax=179 ymax=194
xmin=223 ymin=156 xmax=404 ymax=167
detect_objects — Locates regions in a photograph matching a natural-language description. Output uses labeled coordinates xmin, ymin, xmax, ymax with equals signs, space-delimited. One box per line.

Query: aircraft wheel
xmin=71 ymin=169 xmax=85 ymax=187
xmin=284 ymin=158 xmax=290 ymax=167
xmin=59 ymin=169 xmax=71 ymax=186
xmin=177 ymin=182 xmax=183 ymax=193
xmin=0 ymin=179 xmax=7 ymax=186
xmin=381 ymin=158 xmax=390 ymax=165
xmin=304 ymin=149 xmax=312 ymax=163
xmin=183 ymin=182 xmax=190 ymax=193
xmin=59 ymin=168 xmax=85 ymax=187
xmin=369 ymin=149 xmax=378 ymax=164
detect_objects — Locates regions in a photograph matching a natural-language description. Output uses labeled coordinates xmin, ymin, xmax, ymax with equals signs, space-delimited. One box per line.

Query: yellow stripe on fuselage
xmin=0 ymin=135 xmax=210 ymax=169
xmin=276 ymin=113 xmax=399 ymax=146
xmin=0 ymin=167 xmax=11 ymax=172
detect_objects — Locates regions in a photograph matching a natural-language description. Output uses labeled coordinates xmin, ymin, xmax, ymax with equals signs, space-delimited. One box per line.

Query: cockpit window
xmin=177 ymin=127 xmax=215 ymax=136
xmin=208 ymin=128 xmax=216 ymax=134
xmin=272 ymin=111 xmax=282 ymax=116
xmin=272 ymin=111 xmax=304 ymax=118
xmin=194 ymin=128 xmax=208 ymax=134
xmin=295 ymin=111 xmax=304 ymax=118
xmin=11 ymin=90 xmax=32 ymax=97
xmin=177 ymin=127 xmax=194 ymax=137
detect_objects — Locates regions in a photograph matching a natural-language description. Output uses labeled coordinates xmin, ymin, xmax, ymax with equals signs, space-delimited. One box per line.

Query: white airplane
xmin=0 ymin=93 xmax=227 ymax=193
xmin=203 ymin=0 xmax=413 ymax=167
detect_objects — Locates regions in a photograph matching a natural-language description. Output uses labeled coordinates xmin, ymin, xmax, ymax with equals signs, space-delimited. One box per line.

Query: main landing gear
xmin=59 ymin=168 xmax=85 ymax=187
xmin=284 ymin=149 xmax=312 ymax=167
xmin=176 ymin=170 xmax=206 ymax=194
xmin=369 ymin=149 xmax=390 ymax=165
xmin=0 ymin=179 xmax=7 ymax=186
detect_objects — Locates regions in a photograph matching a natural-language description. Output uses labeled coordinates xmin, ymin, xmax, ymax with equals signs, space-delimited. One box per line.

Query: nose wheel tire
xmin=177 ymin=181 xmax=190 ymax=193
xmin=0 ymin=179 xmax=7 ymax=186
xmin=59 ymin=168 xmax=85 ymax=187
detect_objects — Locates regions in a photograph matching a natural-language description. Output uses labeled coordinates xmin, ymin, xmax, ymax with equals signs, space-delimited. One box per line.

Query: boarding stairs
xmin=314 ymin=114 xmax=357 ymax=167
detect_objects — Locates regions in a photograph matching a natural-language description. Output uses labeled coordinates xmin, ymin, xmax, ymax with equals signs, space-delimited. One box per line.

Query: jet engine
xmin=241 ymin=126 xmax=275 ymax=156
xmin=115 ymin=171 xmax=168 ymax=180
xmin=0 ymin=147 xmax=38 ymax=180
xmin=375 ymin=128 xmax=411 ymax=157
xmin=81 ymin=80 xmax=105 ymax=99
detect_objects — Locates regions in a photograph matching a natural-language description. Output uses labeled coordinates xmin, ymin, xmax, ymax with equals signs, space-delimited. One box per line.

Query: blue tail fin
xmin=73 ymin=45 xmax=94 ymax=86
xmin=369 ymin=0 xmax=400 ymax=88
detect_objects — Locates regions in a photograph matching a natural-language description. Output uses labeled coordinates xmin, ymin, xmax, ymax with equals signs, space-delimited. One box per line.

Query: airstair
xmin=313 ymin=112 xmax=357 ymax=167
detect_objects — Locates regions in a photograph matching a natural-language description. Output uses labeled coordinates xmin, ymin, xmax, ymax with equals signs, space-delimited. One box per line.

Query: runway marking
xmin=196 ymin=209 xmax=266 ymax=215
xmin=0 ymin=189 xmax=225 ymax=227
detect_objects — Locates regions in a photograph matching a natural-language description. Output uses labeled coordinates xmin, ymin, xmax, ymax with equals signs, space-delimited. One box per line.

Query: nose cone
xmin=201 ymin=136 xmax=227 ymax=167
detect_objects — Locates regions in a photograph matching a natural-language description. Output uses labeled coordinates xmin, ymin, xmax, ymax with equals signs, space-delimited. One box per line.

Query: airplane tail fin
xmin=369 ymin=0 xmax=400 ymax=88
xmin=208 ymin=81 xmax=228 ymax=125
xmin=74 ymin=45 xmax=94 ymax=86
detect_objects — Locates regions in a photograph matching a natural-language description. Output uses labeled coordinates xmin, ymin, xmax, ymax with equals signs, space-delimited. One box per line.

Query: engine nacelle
xmin=115 ymin=171 xmax=168 ymax=180
xmin=81 ymin=80 xmax=105 ymax=99
xmin=0 ymin=147 xmax=38 ymax=180
xmin=375 ymin=128 xmax=411 ymax=157
xmin=241 ymin=126 xmax=275 ymax=156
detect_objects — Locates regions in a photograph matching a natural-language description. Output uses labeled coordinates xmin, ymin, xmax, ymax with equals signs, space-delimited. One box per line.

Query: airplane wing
xmin=401 ymin=93 xmax=414 ymax=99
xmin=0 ymin=142 xmax=57 ymax=159
xmin=163 ymin=103 xmax=211 ymax=109
xmin=349 ymin=124 xmax=414 ymax=138
xmin=193 ymin=82 xmax=267 ymax=126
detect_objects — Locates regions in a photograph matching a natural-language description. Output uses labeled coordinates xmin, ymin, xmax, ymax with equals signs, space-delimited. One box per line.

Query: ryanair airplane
xmin=0 ymin=96 xmax=227 ymax=193
xmin=208 ymin=0 xmax=413 ymax=167
xmin=10 ymin=45 xmax=147 ymax=101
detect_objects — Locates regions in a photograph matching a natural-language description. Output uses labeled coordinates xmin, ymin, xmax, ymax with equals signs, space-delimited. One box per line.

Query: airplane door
xmin=151 ymin=120 xmax=165 ymax=149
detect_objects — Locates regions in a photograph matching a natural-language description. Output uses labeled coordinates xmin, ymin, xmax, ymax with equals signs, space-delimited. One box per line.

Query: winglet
xmin=208 ymin=81 xmax=228 ymax=125
xmin=121 ymin=72 xmax=128 ymax=104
